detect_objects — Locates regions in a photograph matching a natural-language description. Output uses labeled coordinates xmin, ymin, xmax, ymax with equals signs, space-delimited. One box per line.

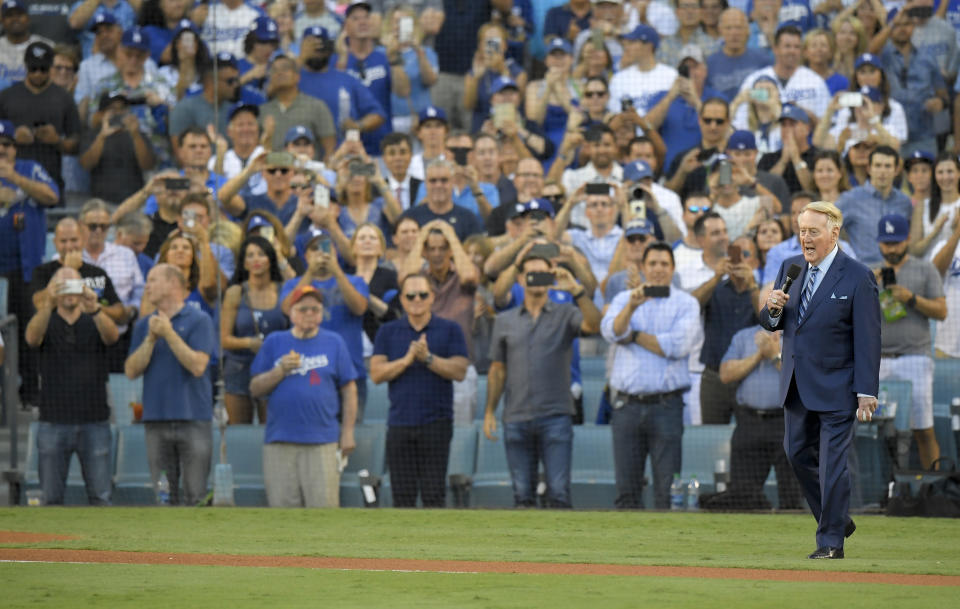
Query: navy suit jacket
xmin=760 ymin=248 xmax=881 ymax=413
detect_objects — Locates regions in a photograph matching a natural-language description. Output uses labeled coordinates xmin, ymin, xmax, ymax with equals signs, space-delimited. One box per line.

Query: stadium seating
xmin=108 ymin=374 xmax=143 ymax=425
xmin=339 ymin=423 xmax=386 ymax=507
xmin=853 ymin=380 xmax=912 ymax=507
xmin=220 ymin=425 xmax=266 ymax=506
xmin=113 ymin=425 xmax=154 ymax=504
xmin=680 ymin=424 xmax=734 ymax=496
xmin=471 ymin=428 xmax=514 ymax=507
xmin=0 ymin=276 xmax=7 ymax=317
xmin=364 ymin=380 xmax=390 ymax=422
xmin=570 ymin=425 xmax=616 ymax=508
xmin=933 ymin=358 xmax=960 ymax=408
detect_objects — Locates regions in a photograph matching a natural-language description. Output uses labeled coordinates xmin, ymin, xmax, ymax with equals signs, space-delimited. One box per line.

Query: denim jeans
xmin=503 ymin=414 xmax=573 ymax=508
xmin=37 ymin=421 xmax=112 ymax=505
xmin=144 ymin=420 xmax=212 ymax=506
xmin=611 ymin=393 xmax=684 ymax=509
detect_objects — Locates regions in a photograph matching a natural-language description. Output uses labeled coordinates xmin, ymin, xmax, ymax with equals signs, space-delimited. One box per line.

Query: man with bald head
xmin=705 ymin=9 xmax=773 ymax=100
xmin=25 ymin=266 xmax=119 ymax=505
xmin=125 ymin=263 xmax=216 ymax=506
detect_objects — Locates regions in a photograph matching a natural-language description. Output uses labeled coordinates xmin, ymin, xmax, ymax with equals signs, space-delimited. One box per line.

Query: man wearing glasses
xmin=558 ymin=181 xmax=623 ymax=304
xmin=664 ymin=97 xmax=730 ymax=193
xmin=77 ymin=198 xmax=143 ymax=332
xmin=399 ymin=159 xmax=482 ymax=243
xmin=250 ymin=284 xmax=358 ymax=508
xmin=0 ymin=40 xmax=79 ymax=193
xmin=370 ymin=272 xmax=469 ymax=508
xmin=220 ymin=150 xmax=299 ymax=224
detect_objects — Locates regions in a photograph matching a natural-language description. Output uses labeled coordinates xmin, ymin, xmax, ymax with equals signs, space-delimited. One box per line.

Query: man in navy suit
xmin=761 ymin=201 xmax=881 ymax=559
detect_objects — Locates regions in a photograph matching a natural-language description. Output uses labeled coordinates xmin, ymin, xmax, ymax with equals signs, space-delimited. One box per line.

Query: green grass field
xmin=1 ymin=508 xmax=958 ymax=608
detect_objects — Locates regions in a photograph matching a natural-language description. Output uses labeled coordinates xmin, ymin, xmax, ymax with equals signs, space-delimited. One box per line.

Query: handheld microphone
xmin=780 ymin=264 xmax=802 ymax=294
xmin=771 ymin=264 xmax=802 ymax=317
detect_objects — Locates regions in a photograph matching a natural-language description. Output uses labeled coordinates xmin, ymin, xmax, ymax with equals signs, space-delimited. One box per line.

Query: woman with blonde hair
xmin=803 ymin=28 xmax=849 ymax=95
xmin=830 ymin=16 xmax=867 ymax=80
xmin=350 ymin=222 xmax=399 ymax=346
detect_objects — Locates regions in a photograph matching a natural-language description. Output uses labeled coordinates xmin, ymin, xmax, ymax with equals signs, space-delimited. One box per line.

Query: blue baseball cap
xmin=228 ymin=102 xmax=259 ymax=121
xmin=624 ymin=218 xmax=655 ymax=238
xmin=89 ymin=10 xmax=118 ymax=31
xmin=546 ymin=37 xmax=573 ymax=55
xmin=418 ymin=105 xmax=447 ymax=125
xmin=859 ymin=85 xmax=883 ymax=103
xmin=284 ymin=125 xmax=315 ymax=145
xmin=251 ymin=16 xmax=279 ymax=43
xmin=623 ymin=160 xmax=654 ymax=182
xmin=121 ymin=27 xmax=150 ymax=51
xmin=904 ymin=149 xmax=935 ymax=168
xmin=246 ymin=215 xmax=273 ymax=232
xmin=490 ymin=75 xmax=519 ymax=95
xmin=779 ymin=103 xmax=810 ymax=125
xmin=175 ymin=18 xmax=196 ymax=34
xmin=709 ymin=153 xmax=731 ymax=168
xmin=877 ymin=214 xmax=909 ymax=242
xmin=302 ymin=25 xmax=331 ymax=40
xmin=2 ymin=0 xmax=27 ymax=15
xmin=621 ymin=24 xmax=659 ymax=49
xmin=305 ymin=227 xmax=331 ymax=247
xmin=727 ymin=130 xmax=757 ymax=151
xmin=854 ymin=53 xmax=882 ymax=70
xmin=519 ymin=198 xmax=556 ymax=217
xmin=345 ymin=1 xmax=372 ymax=16
xmin=0 ymin=119 xmax=15 ymax=140
xmin=214 ymin=50 xmax=237 ymax=69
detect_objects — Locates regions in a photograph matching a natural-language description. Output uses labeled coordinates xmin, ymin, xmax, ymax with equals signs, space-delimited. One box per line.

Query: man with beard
xmin=874 ymin=213 xmax=945 ymax=471
xmin=0 ymin=0 xmax=53 ymax=90
xmin=296 ymin=25 xmax=384 ymax=144
xmin=259 ymin=54 xmax=335 ymax=158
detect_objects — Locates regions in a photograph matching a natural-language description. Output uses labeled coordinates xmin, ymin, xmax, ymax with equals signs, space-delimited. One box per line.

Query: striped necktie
xmin=798 ymin=266 xmax=819 ymax=322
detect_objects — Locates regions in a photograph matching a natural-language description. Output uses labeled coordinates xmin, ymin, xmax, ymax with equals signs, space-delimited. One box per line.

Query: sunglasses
xmin=404 ymin=291 xmax=430 ymax=301
xmin=85 ymin=222 xmax=110 ymax=232
xmin=584 ymin=90 xmax=607 ymax=98
xmin=626 ymin=235 xmax=649 ymax=243
xmin=266 ymin=167 xmax=291 ymax=175
xmin=543 ymin=194 xmax=564 ymax=205
xmin=687 ymin=205 xmax=711 ymax=213
xmin=702 ymin=117 xmax=726 ymax=125
xmin=427 ymin=177 xmax=450 ymax=184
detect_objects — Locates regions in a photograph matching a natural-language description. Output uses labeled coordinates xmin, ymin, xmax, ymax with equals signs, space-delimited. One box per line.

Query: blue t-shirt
xmin=648 ymin=85 xmax=728 ymax=171
xmin=142 ymin=24 xmax=177 ymax=65
xmin=331 ymin=48 xmax=393 ymax=155
xmin=128 ymin=304 xmax=216 ymax=421
xmin=705 ymin=47 xmax=773 ymax=101
xmin=279 ymin=275 xmax=369 ymax=379
xmin=470 ymin=58 xmax=525 ymax=133
xmin=243 ymin=192 xmax=298 ymax=225
xmin=372 ymin=315 xmax=468 ymax=427
xmin=298 ymin=67 xmax=385 ymax=145
xmin=825 ymin=72 xmax=850 ymax=96
xmin=250 ymin=328 xmax=358 ymax=444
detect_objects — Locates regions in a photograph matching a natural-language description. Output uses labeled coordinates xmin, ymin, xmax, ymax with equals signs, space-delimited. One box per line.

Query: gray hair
xmin=425 ymin=157 xmax=455 ymax=174
xmin=116 ymin=212 xmax=153 ymax=237
xmin=78 ymin=198 xmax=113 ymax=222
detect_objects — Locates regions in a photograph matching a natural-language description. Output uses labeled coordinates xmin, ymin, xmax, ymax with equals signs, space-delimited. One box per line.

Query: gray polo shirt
xmin=722 ymin=325 xmax=781 ymax=410
xmin=489 ymin=301 xmax=583 ymax=423
xmin=881 ymin=255 xmax=944 ymax=356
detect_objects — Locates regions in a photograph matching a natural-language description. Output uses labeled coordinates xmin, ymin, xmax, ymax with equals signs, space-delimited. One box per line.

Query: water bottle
xmin=714 ymin=459 xmax=729 ymax=494
xmin=687 ymin=475 xmax=700 ymax=511
xmin=670 ymin=473 xmax=685 ymax=511
xmin=876 ymin=386 xmax=888 ymax=419
xmin=338 ymin=87 xmax=351 ymax=129
xmin=156 ymin=470 xmax=170 ymax=505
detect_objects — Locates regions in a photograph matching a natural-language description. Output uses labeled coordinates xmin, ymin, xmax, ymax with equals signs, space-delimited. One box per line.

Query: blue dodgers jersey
xmin=251 ymin=328 xmax=358 ymax=444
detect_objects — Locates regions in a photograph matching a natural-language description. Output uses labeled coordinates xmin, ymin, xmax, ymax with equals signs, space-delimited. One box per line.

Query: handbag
xmin=886 ymin=458 xmax=960 ymax=518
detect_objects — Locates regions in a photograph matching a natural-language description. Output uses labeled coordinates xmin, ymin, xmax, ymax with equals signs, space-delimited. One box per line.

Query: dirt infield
xmin=1 ymin=532 xmax=957 ymax=586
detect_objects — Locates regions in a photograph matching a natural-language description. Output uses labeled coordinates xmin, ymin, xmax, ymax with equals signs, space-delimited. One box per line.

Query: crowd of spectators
xmin=1 ymin=0 xmax=958 ymax=509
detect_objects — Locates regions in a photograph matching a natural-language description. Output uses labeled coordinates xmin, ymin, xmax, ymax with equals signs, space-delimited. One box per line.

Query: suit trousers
xmin=783 ymin=379 xmax=855 ymax=549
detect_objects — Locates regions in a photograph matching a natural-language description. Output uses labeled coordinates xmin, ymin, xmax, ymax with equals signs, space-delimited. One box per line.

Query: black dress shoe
xmin=845 ymin=518 xmax=856 ymax=539
xmin=808 ymin=547 xmax=844 ymax=559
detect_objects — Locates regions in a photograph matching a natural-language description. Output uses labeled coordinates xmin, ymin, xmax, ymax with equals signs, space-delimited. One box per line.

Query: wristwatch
xmin=794 ymin=161 xmax=807 ymax=170
xmin=424 ymin=353 xmax=435 ymax=366
xmin=908 ymin=293 xmax=918 ymax=308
